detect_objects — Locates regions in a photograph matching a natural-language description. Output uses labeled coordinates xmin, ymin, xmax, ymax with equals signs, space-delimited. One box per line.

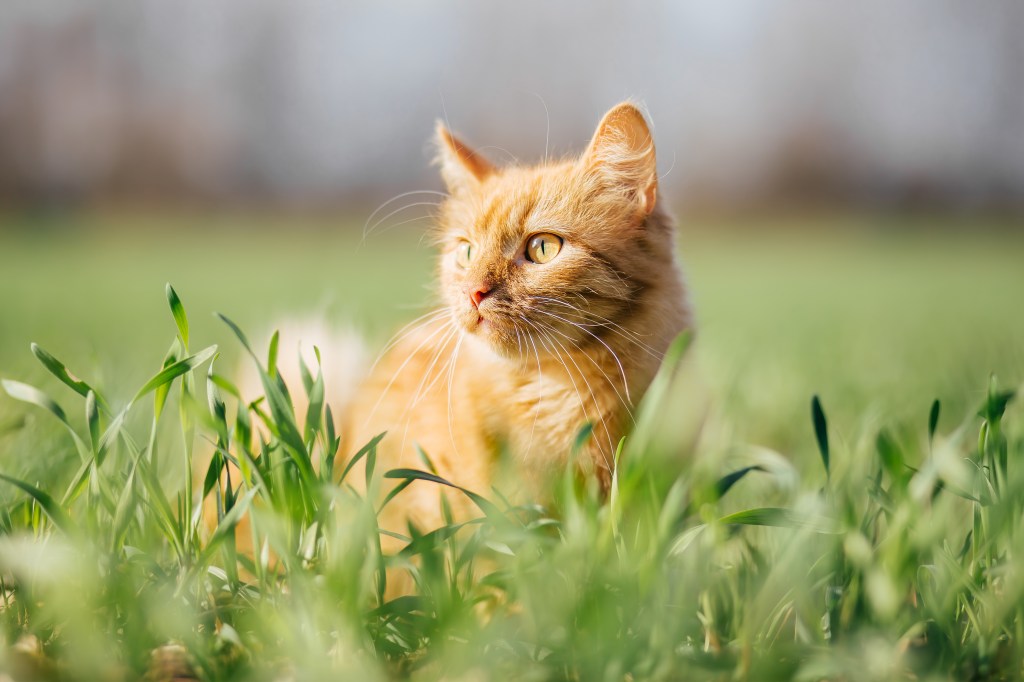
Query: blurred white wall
xmin=0 ymin=0 xmax=1021 ymax=210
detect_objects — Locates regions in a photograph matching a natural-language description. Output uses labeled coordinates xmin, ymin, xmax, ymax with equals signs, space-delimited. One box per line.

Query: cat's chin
xmin=460 ymin=314 xmax=525 ymax=361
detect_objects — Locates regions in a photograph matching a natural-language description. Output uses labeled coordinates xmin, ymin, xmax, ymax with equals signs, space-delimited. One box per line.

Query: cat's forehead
xmin=461 ymin=165 xmax=575 ymax=242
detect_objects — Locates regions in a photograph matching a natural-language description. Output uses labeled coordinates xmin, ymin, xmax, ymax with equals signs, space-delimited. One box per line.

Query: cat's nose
xmin=469 ymin=284 xmax=492 ymax=309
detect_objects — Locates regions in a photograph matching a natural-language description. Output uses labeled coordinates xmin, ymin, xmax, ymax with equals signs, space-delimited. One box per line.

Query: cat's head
xmin=435 ymin=102 xmax=672 ymax=360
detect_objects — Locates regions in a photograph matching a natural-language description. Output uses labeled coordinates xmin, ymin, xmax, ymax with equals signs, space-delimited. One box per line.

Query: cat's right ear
xmin=582 ymin=102 xmax=658 ymax=215
xmin=435 ymin=122 xmax=494 ymax=194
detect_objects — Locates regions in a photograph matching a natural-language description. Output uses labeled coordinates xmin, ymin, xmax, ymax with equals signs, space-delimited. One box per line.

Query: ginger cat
xmin=342 ymin=102 xmax=692 ymax=546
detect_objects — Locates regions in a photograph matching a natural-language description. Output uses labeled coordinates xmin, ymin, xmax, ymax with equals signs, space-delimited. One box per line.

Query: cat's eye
xmin=455 ymin=240 xmax=473 ymax=268
xmin=525 ymin=233 xmax=563 ymax=264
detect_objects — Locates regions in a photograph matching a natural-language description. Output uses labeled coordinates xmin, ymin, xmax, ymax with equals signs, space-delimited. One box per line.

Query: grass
xmin=0 ymin=210 xmax=1023 ymax=680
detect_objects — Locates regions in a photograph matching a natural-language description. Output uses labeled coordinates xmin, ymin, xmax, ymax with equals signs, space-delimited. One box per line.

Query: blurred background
xmin=2 ymin=0 xmax=1023 ymax=210
xmin=1 ymin=1 xmax=1023 ymax=468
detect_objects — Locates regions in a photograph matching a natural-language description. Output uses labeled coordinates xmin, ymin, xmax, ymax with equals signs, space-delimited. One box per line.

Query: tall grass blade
xmin=29 ymin=343 xmax=109 ymax=411
xmin=85 ymin=390 xmax=100 ymax=455
xmin=384 ymin=468 xmax=503 ymax=519
xmin=0 ymin=474 xmax=76 ymax=534
xmin=630 ymin=330 xmax=693 ymax=455
xmin=1 ymin=379 xmax=88 ymax=460
xmin=720 ymin=507 xmax=835 ymax=533
xmin=712 ymin=465 xmax=766 ymax=501
xmin=811 ymin=395 xmax=830 ymax=478
xmin=165 ymin=283 xmax=190 ymax=348
xmin=131 ymin=345 xmax=217 ymax=405
xmin=216 ymin=312 xmax=256 ymax=359
xmin=267 ymin=330 xmax=280 ymax=379
xmin=339 ymin=432 xmax=386 ymax=484
xmin=928 ymin=399 xmax=941 ymax=443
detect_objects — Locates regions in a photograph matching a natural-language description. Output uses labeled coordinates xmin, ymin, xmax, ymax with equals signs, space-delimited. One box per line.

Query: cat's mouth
xmin=472 ymin=310 xmax=495 ymax=334
xmin=460 ymin=306 xmax=507 ymax=343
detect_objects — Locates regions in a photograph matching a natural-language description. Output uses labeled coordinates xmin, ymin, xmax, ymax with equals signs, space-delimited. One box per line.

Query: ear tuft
xmin=582 ymin=102 xmax=658 ymax=214
xmin=435 ymin=122 xmax=494 ymax=194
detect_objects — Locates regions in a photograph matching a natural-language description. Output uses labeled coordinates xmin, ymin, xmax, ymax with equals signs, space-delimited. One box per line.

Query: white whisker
xmin=522 ymin=318 xmax=612 ymax=474
xmin=532 ymin=310 xmax=635 ymax=425
xmin=446 ymin=332 xmax=466 ymax=464
xmin=527 ymin=318 xmax=616 ymax=472
xmin=522 ymin=325 xmax=544 ymax=463
xmin=363 ymin=190 xmax=449 ymax=241
xmin=370 ymin=308 xmax=450 ymax=374
xmin=530 ymin=296 xmax=663 ymax=360
xmin=364 ymin=201 xmax=442 ymax=239
xmin=399 ymin=326 xmax=457 ymax=456
xmin=533 ymin=308 xmax=633 ymax=405
xmin=363 ymin=319 xmax=452 ymax=429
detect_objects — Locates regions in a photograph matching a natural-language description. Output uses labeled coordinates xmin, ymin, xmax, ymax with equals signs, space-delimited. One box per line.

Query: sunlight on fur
xmin=337 ymin=102 xmax=693 ymax=554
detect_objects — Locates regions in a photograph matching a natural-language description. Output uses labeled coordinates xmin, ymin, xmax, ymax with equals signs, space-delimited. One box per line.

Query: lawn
xmin=0 ymin=209 xmax=1022 ymax=680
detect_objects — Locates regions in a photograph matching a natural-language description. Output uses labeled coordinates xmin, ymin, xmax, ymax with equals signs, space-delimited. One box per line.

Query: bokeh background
xmin=2 ymin=1 xmax=1023 ymax=470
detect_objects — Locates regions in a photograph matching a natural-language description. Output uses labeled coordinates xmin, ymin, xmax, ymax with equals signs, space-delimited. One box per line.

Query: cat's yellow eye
xmin=525 ymin=233 xmax=563 ymax=264
xmin=455 ymin=239 xmax=473 ymax=268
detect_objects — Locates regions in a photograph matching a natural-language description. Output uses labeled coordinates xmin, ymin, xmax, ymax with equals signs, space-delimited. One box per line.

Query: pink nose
xmin=469 ymin=284 xmax=492 ymax=308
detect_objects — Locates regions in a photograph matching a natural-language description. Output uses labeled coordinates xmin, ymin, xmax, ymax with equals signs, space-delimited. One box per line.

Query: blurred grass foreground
xmin=0 ymin=210 xmax=1023 ymax=680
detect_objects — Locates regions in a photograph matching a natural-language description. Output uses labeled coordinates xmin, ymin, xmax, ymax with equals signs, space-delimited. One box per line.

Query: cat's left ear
xmin=582 ymin=102 xmax=658 ymax=215
xmin=435 ymin=122 xmax=495 ymax=194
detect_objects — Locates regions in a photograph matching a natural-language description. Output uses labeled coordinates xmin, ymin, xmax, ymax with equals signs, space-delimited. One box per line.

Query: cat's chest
xmin=488 ymin=366 xmax=616 ymax=464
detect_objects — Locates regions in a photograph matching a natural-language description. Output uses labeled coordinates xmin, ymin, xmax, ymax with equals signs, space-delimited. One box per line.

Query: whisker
xmin=409 ymin=328 xmax=458 ymax=409
xmin=363 ymin=190 xmax=449 ymax=239
xmin=370 ymin=212 xmax=439 ymax=237
xmin=533 ymin=310 xmax=635 ymax=425
xmin=533 ymin=308 xmax=633 ymax=405
xmin=364 ymin=201 xmax=442 ymax=239
xmin=527 ymin=318 xmax=616 ymax=470
xmin=530 ymin=92 xmax=551 ymax=164
xmin=412 ymin=328 xmax=460 ymax=406
xmin=370 ymin=308 xmax=450 ymax=374
xmin=522 ymin=318 xmax=613 ymax=473
xmin=446 ymin=332 xmax=466 ymax=464
xmin=522 ymin=325 xmax=544 ymax=463
xmin=530 ymin=296 xmax=663 ymax=359
xmin=363 ymin=319 xmax=452 ymax=429
xmin=399 ymin=326 xmax=457 ymax=456
xmin=477 ymin=145 xmax=520 ymax=165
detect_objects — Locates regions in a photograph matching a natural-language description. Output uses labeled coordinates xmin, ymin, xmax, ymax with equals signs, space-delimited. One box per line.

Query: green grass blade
xmin=398 ymin=519 xmax=483 ymax=558
xmin=2 ymin=379 xmax=89 ymax=461
xmin=629 ymin=330 xmax=693 ymax=455
xmin=165 ymin=283 xmax=190 ymax=349
xmin=713 ymin=465 xmax=766 ymax=501
xmin=304 ymin=370 xmax=325 ymax=443
xmin=876 ymin=429 xmax=903 ymax=483
xmin=60 ymin=458 xmax=94 ymax=507
xmin=0 ymin=473 xmax=77 ymax=535
xmin=153 ymin=339 xmax=181 ymax=422
xmin=928 ymin=399 xmax=941 ymax=443
xmin=216 ymin=312 xmax=256 ymax=360
xmin=383 ymin=468 xmax=503 ymax=519
xmin=3 ymin=378 xmax=69 ymax=424
xmin=339 ymin=432 xmax=386 ymax=484
xmin=267 ymin=330 xmax=280 ymax=379
xmin=85 ymin=390 xmax=100 ymax=454
xmin=811 ymin=395 xmax=830 ymax=478
xmin=720 ymin=507 xmax=836 ymax=533
xmin=131 ymin=344 xmax=217 ymax=405
xmin=196 ymin=487 xmax=259 ymax=566
xmin=29 ymin=343 xmax=110 ymax=411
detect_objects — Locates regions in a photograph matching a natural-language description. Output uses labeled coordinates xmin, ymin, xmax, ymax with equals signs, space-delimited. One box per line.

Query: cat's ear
xmin=582 ymin=102 xmax=658 ymax=214
xmin=435 ymin=122 xmax=494 ymax=194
